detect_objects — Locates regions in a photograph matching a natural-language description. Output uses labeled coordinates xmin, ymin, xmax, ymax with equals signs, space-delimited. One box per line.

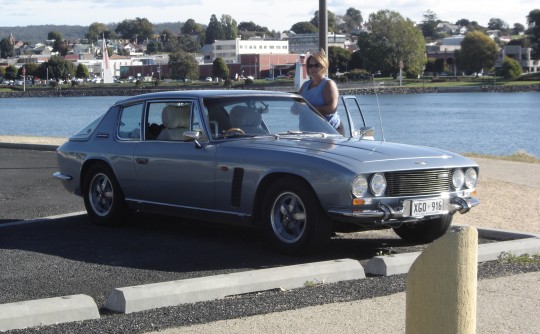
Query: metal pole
xmin=319 ymin=0 xmax=327 ymax=55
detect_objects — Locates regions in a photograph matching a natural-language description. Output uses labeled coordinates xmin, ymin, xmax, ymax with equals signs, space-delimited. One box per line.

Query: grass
xmin=498 ymin=252 xmax=540 ymax=264
xmin=463 ymin=150 xmax=539 ymax=164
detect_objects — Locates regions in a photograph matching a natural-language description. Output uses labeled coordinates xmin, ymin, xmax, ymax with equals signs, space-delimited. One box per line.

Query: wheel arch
xmin=80 ymin=158 xmax=115 ymax=193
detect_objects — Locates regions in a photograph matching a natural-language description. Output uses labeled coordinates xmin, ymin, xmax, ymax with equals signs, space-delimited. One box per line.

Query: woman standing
xmin=298 ymin=50 xmax=342 ymax=134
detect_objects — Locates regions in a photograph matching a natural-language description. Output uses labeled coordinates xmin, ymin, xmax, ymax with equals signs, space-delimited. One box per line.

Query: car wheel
xmin=262 ymin=177 xmax=332 ymax=255
xmin=392 ymin=214 xmax=453 ymax=243
xmin=83 ymin=163 xmax=129 ymax=226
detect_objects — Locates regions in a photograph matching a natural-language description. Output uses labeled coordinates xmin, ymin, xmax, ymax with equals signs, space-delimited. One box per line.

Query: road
xmin=1 ymin=147 xmax=539 ymax=333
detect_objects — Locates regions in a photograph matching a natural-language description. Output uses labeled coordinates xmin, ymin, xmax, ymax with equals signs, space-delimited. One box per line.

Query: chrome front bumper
xmin=328 ymin=197 xmax=480 ymax=225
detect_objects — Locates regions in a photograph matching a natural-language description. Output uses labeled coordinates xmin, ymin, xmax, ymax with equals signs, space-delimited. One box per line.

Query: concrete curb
xmin=0 ymin=294 xmax=100 ymax=332
xmin=365 ymin=225 xmax=540 ymax=276
xmin=105 ymin=258 xmax=366 ymax=314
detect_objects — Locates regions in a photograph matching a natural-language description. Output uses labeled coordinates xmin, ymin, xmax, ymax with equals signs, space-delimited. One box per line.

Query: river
xmin=0 ymin=92 xmax=538 ymax=157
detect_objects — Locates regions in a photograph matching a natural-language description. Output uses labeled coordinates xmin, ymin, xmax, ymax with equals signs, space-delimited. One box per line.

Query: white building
xmin=211 ymin=37 xmax=289 ymax=64
xmin=496 ymin=45 xmax=539 ymax=73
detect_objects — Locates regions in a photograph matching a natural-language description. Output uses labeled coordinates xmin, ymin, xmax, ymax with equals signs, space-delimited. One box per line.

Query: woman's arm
xmin=318 ymin=79 xmax=338 ymax=116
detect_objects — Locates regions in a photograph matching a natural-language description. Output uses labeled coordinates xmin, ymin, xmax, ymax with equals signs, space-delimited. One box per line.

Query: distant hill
xmin=0 ymin=22 xmax=186 ymax=44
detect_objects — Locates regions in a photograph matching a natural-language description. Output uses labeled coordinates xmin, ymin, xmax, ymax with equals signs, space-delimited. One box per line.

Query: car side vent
xmin=231 ymin=168 xmax=244 ymax=207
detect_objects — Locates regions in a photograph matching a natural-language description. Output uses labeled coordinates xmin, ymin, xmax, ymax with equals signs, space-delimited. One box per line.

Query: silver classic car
xmin=54 ymin=90 xmax=479 ymax=255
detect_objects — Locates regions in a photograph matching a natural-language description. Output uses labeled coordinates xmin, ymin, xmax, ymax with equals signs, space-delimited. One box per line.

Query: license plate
xmin=410 ymin=198 xmax=444 ymax=217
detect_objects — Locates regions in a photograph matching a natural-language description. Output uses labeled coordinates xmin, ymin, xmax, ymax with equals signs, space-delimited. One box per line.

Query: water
xmin=0 ymin=92 xmax=538 ymax=157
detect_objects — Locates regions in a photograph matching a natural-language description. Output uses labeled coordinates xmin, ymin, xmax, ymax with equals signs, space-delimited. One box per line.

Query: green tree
xmin=341 ymin=7 xmax=363 ymax=32
xmin=487 ymin=18 xmax=509 ymax=32
xmin=212 ymin=57 xmax=229 ymax=79
xmin=168 ymin=51 xmax=199 ymax=81
xmin=497 ymin=56 xmax=522 ymax=80
xmin=328 ymin=46 xmax=351 ymax=74
xmin=290 ymin=21 xmax=318 ymax=34
xmin=38 ymin=55 xmax=75 ymax=81
xmin=455 ymin=31 xmax=498 ymax=75
xmin=176 ymin=35 xmax=200 ymax=53
xmin=512 ymin=23 xmax=525 ymax=35
xmin=115 ymin=18 xmax=153 ymax=42
xmin=221 ymin=14 xmax=238 ymax=40
xmin=206 ymin=14 xmax=224 ymax=44
xmin=526 ymin=9 xmax=540 ymax=58
xmin=0 ymin=37 xmax=15 ymax=58
xmin=310 ymin=10 xmax=338 ymax=32
xmin=357 ymin=10 xmax=426 ymax=78
xmin=85 ymin=22 xmax=113 ymax=42
xmin=4 ymin=65 xmax=18 ymax=80
xmin=146 ymin=40 xmax=160 ymax=54
xmin=75 ymin=63 xmax=89 ymax=79
xmin=181 ymin=19 xmax=204 ymax=35
xmin=421 ymin=9 xmax=439 ymax=40
xmin=47 ymin=31 xmax=67 ymax=55
xmin=348 ymin=50 xmax=363 ymax=70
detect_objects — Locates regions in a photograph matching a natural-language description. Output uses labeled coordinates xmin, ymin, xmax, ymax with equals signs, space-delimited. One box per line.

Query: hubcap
xmin=89 ymin=173 xmax=113 ymax=216
xmin=270 ymin=192 xmax=307 ymax=243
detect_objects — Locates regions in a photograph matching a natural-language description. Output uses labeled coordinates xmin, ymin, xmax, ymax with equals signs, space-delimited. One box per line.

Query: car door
xmin=133 ymin=99 xmax=217 ymax=210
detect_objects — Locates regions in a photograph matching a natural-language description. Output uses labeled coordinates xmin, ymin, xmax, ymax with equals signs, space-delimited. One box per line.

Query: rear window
xmin=70 ymin=113 xmax=106 ymax=140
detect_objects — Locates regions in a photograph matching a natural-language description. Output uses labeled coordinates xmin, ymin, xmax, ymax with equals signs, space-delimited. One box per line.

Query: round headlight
xmin=452 ymin=169 xmax=465 ymax=190
xmin=370 ymin=173 xmax=387 ymax=197
xmin=352 ymin=175 xmax=368 ymax=197
xmin=465 ymin=168 xmax=478 ymax=189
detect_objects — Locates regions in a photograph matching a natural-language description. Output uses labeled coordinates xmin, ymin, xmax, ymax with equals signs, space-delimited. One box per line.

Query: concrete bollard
xmin=406 ymin=226 xmax=478 ymax=334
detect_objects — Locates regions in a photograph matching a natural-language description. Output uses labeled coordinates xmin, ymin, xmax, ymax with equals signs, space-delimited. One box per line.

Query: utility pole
xmin=319 ymin=0 xmax=327 ymax=55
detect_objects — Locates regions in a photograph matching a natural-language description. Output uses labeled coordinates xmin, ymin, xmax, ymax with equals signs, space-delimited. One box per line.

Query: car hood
xmin=222 ymin=136 xmax=477 ymax=172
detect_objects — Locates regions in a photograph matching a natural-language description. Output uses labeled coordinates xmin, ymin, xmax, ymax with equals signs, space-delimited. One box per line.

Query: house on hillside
xmin=495 ymin=45 xmax=540 ymax=73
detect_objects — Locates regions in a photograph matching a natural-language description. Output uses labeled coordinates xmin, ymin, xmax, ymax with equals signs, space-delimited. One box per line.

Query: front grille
xmin=385 ymin=169 xmax=451 ymax=196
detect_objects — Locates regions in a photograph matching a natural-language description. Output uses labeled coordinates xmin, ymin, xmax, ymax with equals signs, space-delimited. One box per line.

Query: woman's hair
xmin=307 ymin=49 xmax=329 ymax=76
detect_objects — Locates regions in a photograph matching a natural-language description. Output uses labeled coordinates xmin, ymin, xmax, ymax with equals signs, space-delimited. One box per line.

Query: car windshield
xmin=202 ymin=96 xmax=340 ymax=140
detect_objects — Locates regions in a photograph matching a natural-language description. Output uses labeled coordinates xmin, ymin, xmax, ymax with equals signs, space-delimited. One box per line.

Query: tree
xmin=421 ymin=9 xmax=439 ymax=40
xmin=86 ymin=22 xmax=113 ymax=42
xmin=487 ymin=18 xmax=509 ymax=32
xmin=348 ymin=51 xmax=363 ymax=70
xmin=221 ymin=15 xmax=238 ymax=40
xmin=455 ymin=31 xmax=499 ymax=75
xmin=511 ymin=23 xmax=525 ymax=35
xmin=146 ymin=40 xmax=160 ymax=54
xmin=176 ymin=35 xmax=200 ymax=53
xmin=290 ymin=21 xmax=318 ymax=34
xmin=357 ymin=10 xmax=426 ymax=78
xmin=328 ymin=46 xmax=351 ymax=74
xmin=115 ymin=18 xmax=153 ymax=42
xmin=4 ymin=65 xmax=18 ymax=80
xmin=181 ymin=19 xmax=204 ymax=35
xmin=526 ymin=9 xmax=540 ymax=58
xmin=0 ymin=37 xmax=15 ymax=58
xmin=47 ymin=31 xmax=67 ymax=55
xmin=497 ymin=56 xmax=522 ymax=80
xmin=206 ymin=14 xmax=224 ymax=44
xmin=75 ymin=63 xmax=90 ymax=79
xmin=212 ymin=57 xmax=229 ymax=79
xmin=168 ymin=51 xmax=199 ymax=81
xmin=310 ymin=10 xmax=338 ymax=32
xmin=341 ymin=7 xmax=363 ymax=32
xmin=38 ymin=55 xmax=75 ymax=81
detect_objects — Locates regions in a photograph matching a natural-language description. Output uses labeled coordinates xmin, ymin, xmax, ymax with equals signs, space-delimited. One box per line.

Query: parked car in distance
xmin=53 ymin=90 xmax=480 ymax=255
xmin=205 ymin=77 xmax=213 ymax=82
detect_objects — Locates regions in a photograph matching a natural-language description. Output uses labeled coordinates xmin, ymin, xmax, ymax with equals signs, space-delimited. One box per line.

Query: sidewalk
xmin=147 ymin=271 xmax=540 ymax=334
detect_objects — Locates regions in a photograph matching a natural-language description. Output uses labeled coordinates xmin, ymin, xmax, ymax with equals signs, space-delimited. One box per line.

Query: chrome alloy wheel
xmin=270 ymin=191 xmax=307 ymax=243
xmin=88 ymin=172 xmax=114 ymax=217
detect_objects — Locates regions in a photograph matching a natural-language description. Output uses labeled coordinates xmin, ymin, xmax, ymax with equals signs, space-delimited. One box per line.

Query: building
xmin=287 ymin=32 xmax=348 ymax=54
xmin=496 ymin=45 xmax=539 ymax=73
xmin=210 ymin=37 xmax=289 ymax=64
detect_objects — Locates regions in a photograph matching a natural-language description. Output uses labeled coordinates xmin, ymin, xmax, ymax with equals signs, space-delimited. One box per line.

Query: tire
xmin=83 ymin=163 xmax=129 ymax=226
xmin=392 ymin=214 xmax=453 ymax=243
xmin=261 ymin=177 xmax=332 ymax=255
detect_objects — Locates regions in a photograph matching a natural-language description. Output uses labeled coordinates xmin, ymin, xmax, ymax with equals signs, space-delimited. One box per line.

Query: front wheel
xmin=392 ymin=214 xmax=453 ymax=243
xmin=261 ymin=177 xmax=332 ymax=255
xmin=83 ymin=163 xmax=129 ymax=226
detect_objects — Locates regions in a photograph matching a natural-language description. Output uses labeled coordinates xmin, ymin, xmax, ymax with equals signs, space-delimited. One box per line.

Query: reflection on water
xmin=0 ymin=92 xmax=538 ymax=157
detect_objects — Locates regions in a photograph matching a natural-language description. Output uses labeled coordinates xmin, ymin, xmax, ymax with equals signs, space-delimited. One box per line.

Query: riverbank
xmin=0 ymin=83 xmax=538 ymax=98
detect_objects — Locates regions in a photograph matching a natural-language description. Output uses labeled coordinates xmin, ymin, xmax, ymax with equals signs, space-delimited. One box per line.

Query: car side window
xmin=118 ymin=104 xmax=143 ymax=140
xmin=144 ymin=100 xmax=207 ymax=142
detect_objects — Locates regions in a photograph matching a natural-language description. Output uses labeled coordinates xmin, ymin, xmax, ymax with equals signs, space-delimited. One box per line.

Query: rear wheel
xmin=262 ymin=177 xmax=332 ymax=255
xmin=392 ymin=214 xmax=453 ymax=243
xmin=83 ymin=163 xmax=129 ymax=226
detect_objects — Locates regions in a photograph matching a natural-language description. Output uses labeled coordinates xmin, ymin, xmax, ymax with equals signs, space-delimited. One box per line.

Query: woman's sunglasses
xmin=307 ymin=63 xmax=322 ymax=68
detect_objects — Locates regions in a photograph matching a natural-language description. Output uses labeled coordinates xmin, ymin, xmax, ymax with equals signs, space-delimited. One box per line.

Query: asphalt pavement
xmin=1 ymin=136 xmax=539 ymax=333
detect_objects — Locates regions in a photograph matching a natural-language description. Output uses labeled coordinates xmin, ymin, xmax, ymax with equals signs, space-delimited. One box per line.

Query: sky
xmin=1 ymin=0 xmax=536 ymax=31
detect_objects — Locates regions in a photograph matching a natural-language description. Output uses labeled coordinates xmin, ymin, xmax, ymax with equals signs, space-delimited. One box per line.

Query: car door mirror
xmin=358 ymin=126 xmax=375 ymax=140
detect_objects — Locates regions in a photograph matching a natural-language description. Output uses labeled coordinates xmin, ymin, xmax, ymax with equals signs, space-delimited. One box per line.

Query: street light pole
xmin=319 ymin=0 xmax=328 ymax=55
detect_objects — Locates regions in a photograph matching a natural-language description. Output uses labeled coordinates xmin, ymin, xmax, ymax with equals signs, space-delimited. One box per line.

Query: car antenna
xmin=375 ymin=92 xmax=385 ymax=142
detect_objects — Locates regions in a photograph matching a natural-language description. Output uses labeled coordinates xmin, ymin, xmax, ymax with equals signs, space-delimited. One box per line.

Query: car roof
xmin=113 ymin=89 xmax=301 ymax=106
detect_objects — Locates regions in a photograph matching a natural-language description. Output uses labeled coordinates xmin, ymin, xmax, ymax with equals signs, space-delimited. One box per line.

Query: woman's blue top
xmin=299 ymin=77 xmax=341 ymax=129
